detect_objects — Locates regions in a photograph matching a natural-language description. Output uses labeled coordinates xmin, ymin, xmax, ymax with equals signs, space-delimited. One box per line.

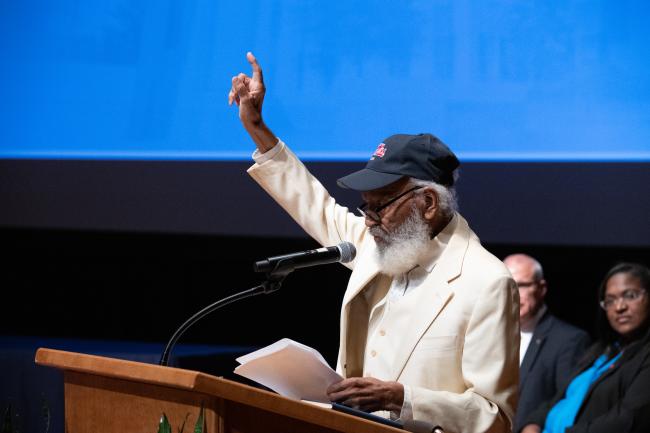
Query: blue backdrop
xmin=1 ymin=1 xmax=649 ymax=161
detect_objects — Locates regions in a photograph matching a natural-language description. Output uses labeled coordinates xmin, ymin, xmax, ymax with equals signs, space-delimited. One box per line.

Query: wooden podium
xmin=36 ymin=348 xmax=402 ymax=433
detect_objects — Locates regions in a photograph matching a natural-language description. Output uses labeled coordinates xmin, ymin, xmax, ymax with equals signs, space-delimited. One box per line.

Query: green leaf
xmin=193 ymin=405 xmax=204 ymax=433
xmin=157 ymin=413 xmax=172 ymax=433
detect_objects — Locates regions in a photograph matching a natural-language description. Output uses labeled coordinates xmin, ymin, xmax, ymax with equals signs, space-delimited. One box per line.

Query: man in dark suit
xmin=504 ymin=254 xmax=591 ymax=433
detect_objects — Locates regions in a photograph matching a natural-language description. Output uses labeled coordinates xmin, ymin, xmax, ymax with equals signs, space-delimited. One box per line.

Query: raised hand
xmin=228 ymin=52 xmax=277 ymax=153
xmin=229 ymin=52 xmax=265 ymax=127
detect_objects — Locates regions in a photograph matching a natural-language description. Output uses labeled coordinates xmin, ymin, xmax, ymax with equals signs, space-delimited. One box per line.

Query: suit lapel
xmin=390 ymin=215 xmax=471 ymax=380
xmin=390 ymin=278 xmax=454 ymax=380
xmin=339 ymin=239 xmax=382 ymax=374
xmin=519 ymin=313 xmax=553 ymax=388
xmin=573 ymin=351 xmax=625 ymax=421
xmin=342 ymin=249 xmax=381 ymax=307
xmin=583 ymin=348 xmax=629 ymax=397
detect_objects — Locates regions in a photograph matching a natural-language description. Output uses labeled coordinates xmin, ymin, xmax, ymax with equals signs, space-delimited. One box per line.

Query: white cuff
xmin=252 ymin=139 xmax=283 ymax=163
xmin=391 ymin=384 xmax=413 ymax=422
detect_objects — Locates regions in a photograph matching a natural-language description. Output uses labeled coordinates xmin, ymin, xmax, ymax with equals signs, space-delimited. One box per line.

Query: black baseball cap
xmin=337 ymin=133 xmax=460 ymax=191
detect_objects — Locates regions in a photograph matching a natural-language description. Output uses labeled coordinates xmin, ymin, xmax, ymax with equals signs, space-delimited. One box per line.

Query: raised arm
xmin=230 ymin=52 xmax=368 ymax=254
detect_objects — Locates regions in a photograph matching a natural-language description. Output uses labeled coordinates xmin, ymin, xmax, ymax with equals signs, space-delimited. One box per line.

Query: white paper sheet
xmin=234 ymin=338 xmax=343 ymax=403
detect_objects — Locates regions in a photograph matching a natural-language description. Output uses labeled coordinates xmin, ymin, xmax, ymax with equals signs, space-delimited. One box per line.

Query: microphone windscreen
xmin=337 ymin=242 xmax=356 ymax=263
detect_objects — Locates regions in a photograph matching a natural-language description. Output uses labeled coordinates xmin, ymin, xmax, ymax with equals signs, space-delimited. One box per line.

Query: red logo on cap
xmin=372 ymin=143 xmax=387 ymax=159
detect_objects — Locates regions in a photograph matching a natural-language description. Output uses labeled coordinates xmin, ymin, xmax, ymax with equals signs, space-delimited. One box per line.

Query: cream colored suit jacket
xmin=248 ymin=142 xmax=519 ymax=433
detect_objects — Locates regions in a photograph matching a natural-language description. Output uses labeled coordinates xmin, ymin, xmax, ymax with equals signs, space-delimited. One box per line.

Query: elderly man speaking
xmin=228 ymin=52 xmax=519 ymax=433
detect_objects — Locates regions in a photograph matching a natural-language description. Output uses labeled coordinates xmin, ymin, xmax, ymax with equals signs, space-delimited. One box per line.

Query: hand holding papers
xmin=234 ymin=338 xmax=342 ymax=403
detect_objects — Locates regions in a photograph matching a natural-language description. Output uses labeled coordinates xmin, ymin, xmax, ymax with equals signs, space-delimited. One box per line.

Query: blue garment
xmin=543 ymin=352 xmax=622 ymax=433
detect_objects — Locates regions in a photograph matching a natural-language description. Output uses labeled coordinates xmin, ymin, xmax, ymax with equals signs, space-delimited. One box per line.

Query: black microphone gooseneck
xmin=158 ymin=276 xmax=285 ymax=366
xmin=158 ymin=242 xmax=356 ymax=366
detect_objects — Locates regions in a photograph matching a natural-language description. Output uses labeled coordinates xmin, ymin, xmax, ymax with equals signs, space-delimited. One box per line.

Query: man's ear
xmin=422 ymin=188 xmax=439 ymax=220
xmin=539 ymin=279 xmax=548 ymax=298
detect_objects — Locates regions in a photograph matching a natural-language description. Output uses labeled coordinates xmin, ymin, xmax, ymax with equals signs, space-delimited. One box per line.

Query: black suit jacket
xmin=514 ymin=312 xmax=591 ymax=432
xmin=525 ymin=330 xmax=650 ymax=433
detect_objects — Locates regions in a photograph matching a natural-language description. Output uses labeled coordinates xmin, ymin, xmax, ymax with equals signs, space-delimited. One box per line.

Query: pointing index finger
xmin=247 ymin=51 xmax=264 ymax=83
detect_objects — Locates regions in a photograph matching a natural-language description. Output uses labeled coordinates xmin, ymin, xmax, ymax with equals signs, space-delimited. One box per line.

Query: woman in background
xmin=521 ymin=262 xmax=650 ymax=433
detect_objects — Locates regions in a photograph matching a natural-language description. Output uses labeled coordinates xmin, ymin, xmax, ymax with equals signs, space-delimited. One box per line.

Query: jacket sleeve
xmin=410 ymin=275 xmax=520 ymax=433
xmin=555 ymin=330 xmax=592 ymax=391
xmin=520 ymin=400 xmax=553 ymax=433
xmin=247 ymin=141 xmax=367 ymax=269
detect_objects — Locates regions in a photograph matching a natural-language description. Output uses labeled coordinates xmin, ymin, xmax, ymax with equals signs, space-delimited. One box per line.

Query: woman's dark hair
xmin=592 ymin=262 xmax=650 ymax=360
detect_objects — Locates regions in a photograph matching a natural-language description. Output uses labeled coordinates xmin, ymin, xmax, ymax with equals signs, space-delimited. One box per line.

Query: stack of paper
xmin=234 ymin=338 xmax=343 ymax=403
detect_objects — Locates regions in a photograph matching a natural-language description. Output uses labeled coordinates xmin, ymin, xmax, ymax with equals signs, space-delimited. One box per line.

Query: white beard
xmin=369 ymin=206 xmax=432 ymax=277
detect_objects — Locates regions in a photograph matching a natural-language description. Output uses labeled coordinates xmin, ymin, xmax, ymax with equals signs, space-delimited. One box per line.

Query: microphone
xmin=253 ymin=242 xmax=356 ymax=274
